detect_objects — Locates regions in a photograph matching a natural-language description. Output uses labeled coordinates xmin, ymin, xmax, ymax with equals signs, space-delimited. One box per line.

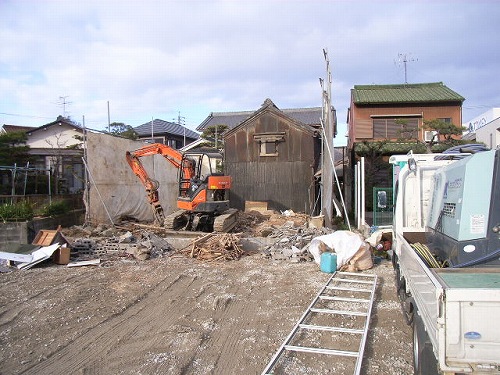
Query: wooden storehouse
xmin=223 ymin=99 xmax=321 ymax=213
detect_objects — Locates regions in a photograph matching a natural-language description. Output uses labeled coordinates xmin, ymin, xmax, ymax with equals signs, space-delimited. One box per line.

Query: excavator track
xmin=213 ymin=208 xmax=239 ymax=232
xmin=164 ymin=208 xmax=238 ymax=232
xmin=164 ymin=210 xmax=189 ymax=230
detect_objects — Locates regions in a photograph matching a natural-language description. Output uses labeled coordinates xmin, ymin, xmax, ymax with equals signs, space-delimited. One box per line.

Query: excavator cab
xmin=177 ymin=150 xmax=231 ymax=213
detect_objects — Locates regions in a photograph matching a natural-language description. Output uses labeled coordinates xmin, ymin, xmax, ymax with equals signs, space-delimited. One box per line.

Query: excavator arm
xmin=125 ymin=143 xmax=194 ymax=224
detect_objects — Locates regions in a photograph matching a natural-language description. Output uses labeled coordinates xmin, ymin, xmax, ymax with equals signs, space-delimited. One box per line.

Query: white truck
xmin=389 ymin=147 xmax=500 ymax=375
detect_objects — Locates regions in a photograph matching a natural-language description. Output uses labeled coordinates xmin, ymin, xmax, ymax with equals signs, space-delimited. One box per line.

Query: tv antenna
xmin=395 ymin=53 xmax=417 ymax=84
xmin=58 ymin=96 xmax=72 ymax=118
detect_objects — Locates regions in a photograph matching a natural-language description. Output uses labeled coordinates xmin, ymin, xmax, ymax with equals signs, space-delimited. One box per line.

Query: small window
xmin=260 ymin=140 xmax=278 ymax=156
xmin=253 ymin=132 xmax=285 ymax=157
xmin=438 ymin=118 xmax=452 ymax=123
xmin=144 ymin=137 xmax=165 ymax=144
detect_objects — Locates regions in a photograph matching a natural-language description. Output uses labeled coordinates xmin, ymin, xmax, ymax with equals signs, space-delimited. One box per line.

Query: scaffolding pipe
xmin=355 ymin=162 xmax=360 ymax=229
xmin=361 ymin=157 xmax=365 ymax=227
xmin=319 ymin=118 xmax=351 ymax=231
xmin=23 ymin=161 xmax=29 ymax=196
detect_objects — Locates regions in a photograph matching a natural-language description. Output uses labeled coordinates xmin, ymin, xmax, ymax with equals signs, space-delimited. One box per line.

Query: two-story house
xmin=346 ymin=82 xmax=465 ymax=221
xmin=348 ymin=82 xmax=464 ymax=148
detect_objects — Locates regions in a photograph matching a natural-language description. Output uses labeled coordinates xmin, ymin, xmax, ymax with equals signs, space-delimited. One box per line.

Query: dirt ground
xmin=0 ymin=214 xmax=413 ymax=375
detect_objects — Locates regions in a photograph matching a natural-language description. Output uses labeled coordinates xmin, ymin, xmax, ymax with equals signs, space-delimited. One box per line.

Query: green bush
xmin=0 ymin=201 xmax=34 ymax=221
xmin=41 ymin=201 xmax=70 ymax=217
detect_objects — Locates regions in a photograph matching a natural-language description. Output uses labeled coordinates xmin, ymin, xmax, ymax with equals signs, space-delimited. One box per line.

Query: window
xmin=372 ymin=118 xmax=419 ymax=139
xmin=438 ymin=118 xmax=452 ymax=123
xmin=253 ymin=132 xmax=285 ymax=157
xmin=167 ymin=139 xmax=177 ymax=148
xmin=144 ymin=137 xmax=165 ymax=144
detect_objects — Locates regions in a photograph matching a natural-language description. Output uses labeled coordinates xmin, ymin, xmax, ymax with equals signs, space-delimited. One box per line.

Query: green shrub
xmin=0 ymin=201 xmax=34 ymax=221
xmin=41 ymin=201 xmax=70 ymax=217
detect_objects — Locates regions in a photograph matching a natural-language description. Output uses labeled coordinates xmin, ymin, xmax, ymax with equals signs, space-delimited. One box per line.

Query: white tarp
xmin=86 ymin=132 xmax=178 ymax=224
xmin=309 ymin=230 xmax=365 ymax=269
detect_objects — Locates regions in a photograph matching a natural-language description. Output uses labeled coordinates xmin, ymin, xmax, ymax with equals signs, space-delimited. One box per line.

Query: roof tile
xmin=134 ymin=119 xmax=199 ymax=139
xmin=353 ymin=82 xmax=464 ymax=104
xmin=196 ymin=106 xmax=322 ymax=131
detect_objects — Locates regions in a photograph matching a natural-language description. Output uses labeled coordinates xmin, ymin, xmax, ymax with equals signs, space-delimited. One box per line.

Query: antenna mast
xmin=58 ymin=96 xmax=72 ymax=118
xmin=395 ymin=53 xmax=417 ymax=84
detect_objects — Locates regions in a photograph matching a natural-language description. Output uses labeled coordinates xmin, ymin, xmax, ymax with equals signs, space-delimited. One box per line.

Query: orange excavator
xmin=126 ymin=143 xmax=238 ymax=232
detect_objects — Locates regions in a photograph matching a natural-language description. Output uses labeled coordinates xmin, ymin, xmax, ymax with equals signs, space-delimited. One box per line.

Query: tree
xmin=200 ymin=124 xmax=228 ymax=150
xmin=395 ymin=118 xmax=419 ymax=141
xmin=422 ymin=119 xmax=466 ymax=152
xmin=108 ymin=122 xmax=138 ymax=140
xmin=0 ymin=131 xmax=32 ymax=195
xmin=0 ymin=131 xmax=31 ymax=166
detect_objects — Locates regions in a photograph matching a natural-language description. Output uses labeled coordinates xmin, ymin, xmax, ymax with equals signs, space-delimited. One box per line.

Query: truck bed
xmin=433 ymin=268 xmax=500 ymax=289
xmin=399 ymin=232 xmax=500 ymax=372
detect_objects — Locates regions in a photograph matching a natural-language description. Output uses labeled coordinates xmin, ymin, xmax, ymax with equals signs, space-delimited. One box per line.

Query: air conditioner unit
xmin=424 ymin=130 xmax=438 ymax=143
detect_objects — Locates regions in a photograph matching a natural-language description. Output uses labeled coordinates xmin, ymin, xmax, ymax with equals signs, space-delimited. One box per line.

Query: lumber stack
xmin=183 ymin=233 xmax=244 ymax=261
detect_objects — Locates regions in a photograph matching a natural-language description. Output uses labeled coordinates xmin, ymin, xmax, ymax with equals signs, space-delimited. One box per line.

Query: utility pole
xmin=107 ymin=101 xmax=111 ymax=132
xmin=176 ymin=112 xmax=186 ymax=147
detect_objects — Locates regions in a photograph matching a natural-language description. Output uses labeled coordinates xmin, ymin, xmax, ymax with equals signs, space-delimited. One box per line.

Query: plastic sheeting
xmin=86 ymin=132 xmax=178 ymax=225
xmin=309 ymin=230 xmax=365 ymax=270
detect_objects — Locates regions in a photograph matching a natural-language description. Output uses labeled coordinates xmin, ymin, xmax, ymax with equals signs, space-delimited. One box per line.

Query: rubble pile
xmin=231 ymin=210 xmax=270 ymax=234
xmin=71 ymin=231 xmax=174 ymax=261
xmin=181 ymin=233 xmax=244 ymax=261
xmin=260 ymin=220 xmax=333 ymax=262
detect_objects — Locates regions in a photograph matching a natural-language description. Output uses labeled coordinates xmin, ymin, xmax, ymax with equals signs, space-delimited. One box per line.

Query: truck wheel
xmin=392 ymin=252 xmax=398 ymax=269
xmin=413 ymin=312 xmax=439 ymax=375
xmin=398 ymin=278 xmax=414 ymax=325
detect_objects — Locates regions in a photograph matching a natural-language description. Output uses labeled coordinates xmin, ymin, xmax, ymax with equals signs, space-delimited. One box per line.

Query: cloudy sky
xmin=1 ymin=0 xmax=499 ymax=146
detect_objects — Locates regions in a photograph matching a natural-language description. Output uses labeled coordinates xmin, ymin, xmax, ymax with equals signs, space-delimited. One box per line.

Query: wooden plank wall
xmin=224 ymin=111 xmax=319 ymax=213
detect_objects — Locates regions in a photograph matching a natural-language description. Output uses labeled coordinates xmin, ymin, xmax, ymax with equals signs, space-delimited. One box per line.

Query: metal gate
xmin=372 ymin=187 xmax=393 ymax=226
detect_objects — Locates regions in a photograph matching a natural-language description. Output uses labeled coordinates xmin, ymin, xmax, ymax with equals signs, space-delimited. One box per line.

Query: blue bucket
xmin=320 ymin=252 xmax=337 ymax=273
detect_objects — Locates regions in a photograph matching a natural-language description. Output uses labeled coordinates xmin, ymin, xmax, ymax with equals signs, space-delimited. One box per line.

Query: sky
xmin=1 ymin=0 xmax=499 ymax=146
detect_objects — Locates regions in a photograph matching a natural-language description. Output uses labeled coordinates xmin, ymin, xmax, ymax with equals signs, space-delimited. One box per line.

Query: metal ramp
xmin=262 ymin=271 xmax=378 ymax=375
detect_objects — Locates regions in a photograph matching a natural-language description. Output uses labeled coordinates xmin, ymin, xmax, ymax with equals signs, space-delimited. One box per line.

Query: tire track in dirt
xmin=171 ymin=263 xmax=324 ymax=374
xmin=20 ymin=270 xmax=198 ymax=375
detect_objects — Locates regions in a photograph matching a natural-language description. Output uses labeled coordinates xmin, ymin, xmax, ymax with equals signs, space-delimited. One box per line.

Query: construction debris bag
xmin=309 ymin=231 xmax=365 ymax=270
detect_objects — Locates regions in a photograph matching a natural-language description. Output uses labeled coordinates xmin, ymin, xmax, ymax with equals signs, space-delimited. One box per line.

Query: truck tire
xmin=397 ymin=277 xmax=414 ymax=325
xmin=413 ymin=311 xmax=439 ymax=375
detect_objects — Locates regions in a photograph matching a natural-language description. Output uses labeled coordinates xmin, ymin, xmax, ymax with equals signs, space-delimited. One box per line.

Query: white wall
xmin=476 ymin=117 xmax=500 ymax=149
xmin=26 ymin=123 xmax=82 ymax=149
xmin=463 ymin=108 xmax=500 ymax=133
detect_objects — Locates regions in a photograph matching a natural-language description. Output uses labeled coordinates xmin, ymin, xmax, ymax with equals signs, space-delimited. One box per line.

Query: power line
xmin=0 ymin=112 xmax=54 ymax=120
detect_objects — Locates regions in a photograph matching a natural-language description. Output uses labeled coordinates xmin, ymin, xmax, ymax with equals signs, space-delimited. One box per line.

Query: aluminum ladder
xmin=262 ymin=271 xmax=378 ymax=375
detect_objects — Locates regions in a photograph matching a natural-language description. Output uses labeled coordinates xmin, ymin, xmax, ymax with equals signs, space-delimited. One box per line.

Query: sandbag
xmin=309 ymin=231 xmax=365 ymax=270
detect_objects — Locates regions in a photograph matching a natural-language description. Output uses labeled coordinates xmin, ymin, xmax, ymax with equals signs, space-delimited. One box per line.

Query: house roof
xmin=352 ymin=82 xmax=465 ymax=105
xmin=224 ymin=98 xmax=318 ymax=138
xmin=1 ymin=124 xmax=38 ymax=133
xmin=134 ymin=119 xmax=199 ymax=139
xmin=27 ymin=116 xmax=83 ymax=134
xmin=196 ymin=101 xmax=322 ymax=131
